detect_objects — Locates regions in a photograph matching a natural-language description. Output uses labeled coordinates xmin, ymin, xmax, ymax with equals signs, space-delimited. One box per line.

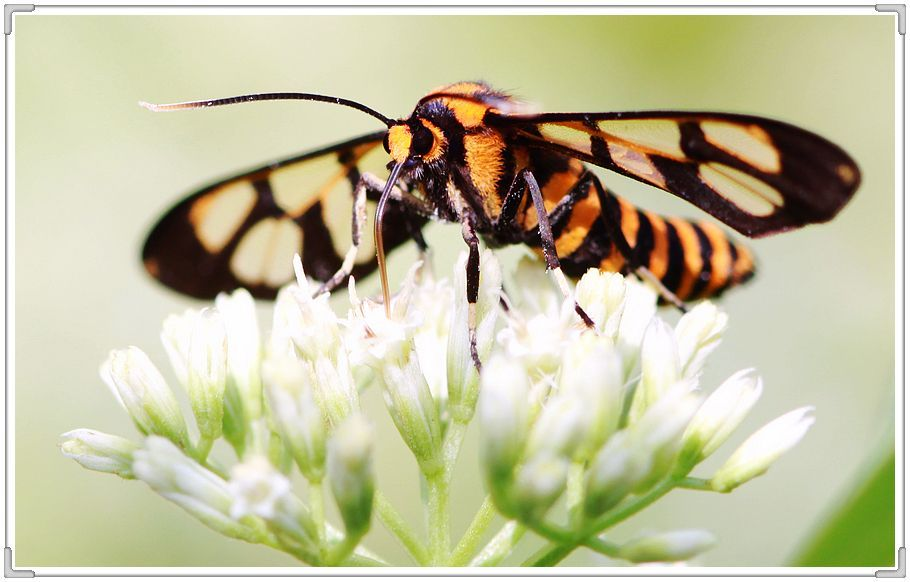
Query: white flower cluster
xmin=60 ymin=251 xmax=813 ymax=567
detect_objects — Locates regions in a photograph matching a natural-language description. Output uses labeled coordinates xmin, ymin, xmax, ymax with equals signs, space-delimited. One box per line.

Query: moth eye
xmin=411 ymin=125 xmax=434 ymax=156
xmin=382 ymin=133 xmax=391 ymax=153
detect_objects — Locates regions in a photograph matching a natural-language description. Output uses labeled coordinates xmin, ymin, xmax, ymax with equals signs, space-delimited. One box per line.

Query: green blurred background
xmin=13 ymin=14 xmax=896 ymax=567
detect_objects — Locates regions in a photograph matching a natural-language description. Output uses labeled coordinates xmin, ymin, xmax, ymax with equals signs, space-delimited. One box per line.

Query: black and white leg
xmin=461 ymin=218 xmax=484 ymax=370
xmin=503 ymin=169 xmax=595 ymax=327
xmin=592 ymin=179 xmax=688 ymax=312
xmin=315 ymin=172 xmax=416 ymax=295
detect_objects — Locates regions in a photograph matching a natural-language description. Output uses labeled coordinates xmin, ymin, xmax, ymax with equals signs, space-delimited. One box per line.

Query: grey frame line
xmin=2 ymin=3 xmax=904 ymax=576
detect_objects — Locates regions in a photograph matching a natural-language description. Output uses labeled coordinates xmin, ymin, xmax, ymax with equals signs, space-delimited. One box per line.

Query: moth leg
xmin=517 ymin=169 xmax=595 ymax=328
xmin=592 ymin=179 xmax=688 ymax=313
xmin=461 ymin=217 xmax=483 ymax=371
xmin=315 ymin=172 xmax=409 ymax=295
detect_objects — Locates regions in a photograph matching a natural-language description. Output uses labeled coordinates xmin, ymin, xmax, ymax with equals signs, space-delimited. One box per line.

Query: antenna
xmin=139 ymin=91 xmax=394 ymax=127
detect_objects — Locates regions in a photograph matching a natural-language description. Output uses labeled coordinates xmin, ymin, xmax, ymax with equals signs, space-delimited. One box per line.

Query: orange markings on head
xmin=418 ymin=118 xmax=446 ymax=162
xmin=387 ymin=124 xmax=412 ymax=163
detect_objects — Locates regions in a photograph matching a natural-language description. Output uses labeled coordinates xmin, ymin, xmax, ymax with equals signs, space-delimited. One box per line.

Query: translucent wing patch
xmin=143 ymin=131 xmax=422 ymax=299
xmin=496 ymin=111 xmax=861 ymax=237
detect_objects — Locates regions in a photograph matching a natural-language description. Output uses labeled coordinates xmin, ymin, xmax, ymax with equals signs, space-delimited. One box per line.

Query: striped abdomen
xmin=518 ymin=158 xmax=756 ymax=302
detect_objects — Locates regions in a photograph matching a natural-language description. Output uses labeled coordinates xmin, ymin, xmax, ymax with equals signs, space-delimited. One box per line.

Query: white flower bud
xmin=413 ymin=277 xmax=454 ymax=408
xmin=510 ymin=453 xmax=569 ymax=520
xmin=185 ymin=309 xmax=227 ymax=445
xmin=575 ymin=268 xmax=626 ymax=336
xmin=478 ymin=355 xmax=532 ymax=487
xmin=674 ymin=302 xmax=728 ymax=379
xmin=618 ymin=529 xmax=716 ymax=563
xmin=328 ymin=414 xmax=375 ymax=537
xmin=310 ymin=354 xmax=358 ymax=427
xmin=676 ymin=370 xmax=762 ymax=474
xmin=60 ymin=429 xmax=138 ymax=478
xmin=262 ymin=356 xmax=327 ymax=481
xmin=100 ymin=347 xmax=189 ymax=447
xmin=379 ymin=352 xmax=443 ymax=475
xmin=628 ymin=319 xmax=681 ymax=423
xmin=616 ymin=277 xmax=657 ymax=364
xmin=627 ymin=382 xmax=701 ymax=492
xmin=583 ymin=432 xmax=639 ymax=517
xmin=556 ymin=333 xmax=624 ymax=459
xmin=711 ymin=406 xmax=815 ymax=492
xmin=216 ymin=289 xmax=263 ymax=453
xmin=133 ymin=436 xmax=260 ymax=542
xmin=227 ymin=455 xmax=291 ymax=520
xmin=526 ymin=396 xmax=587 ymax=460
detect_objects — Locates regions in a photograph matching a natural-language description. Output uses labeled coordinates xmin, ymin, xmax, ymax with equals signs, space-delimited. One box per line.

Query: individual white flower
xmin=583 ymin=432 xmax=638 ymax=516
xmin=328 ymin=414 xmax=375 ymax=537
xmin=216 ymin=289 xmax=263 ymax=453
xmin=615 ymin=277 xmax=658 ymax=374
xmin=185 ymin=309 xmax=228 ymax=446
xmin=618 ymin=529 xmax=717 ymax=563
xmin=574 ymin=268 xmax=626 ymax=337
xmin=345 ymin=266 xmax=419 ymax=366
xmin=60 ymin=429 xmax=138 ymax=478
xmin=228 ymin=455 xmax=292 ymax=520
xmin=100 ymin=347 xmax=189 ymax=447
xmin=412 ymin=273 xmax=454 ymax=407
xmin=674 ymin=302 xmax=728 ymax=379
xmin=555 ymin=332 xmax=625 ymax=459
xmin=283 ymin=255 xmax=345 ymax=359
xmin=676 ymin=369 xmax=763 ymax=475
xmin=262 ymin=355 xmax=327 ymax=481
xmin=509 ymin=452 xmax=569 ymax=521
xmin=378 ymin=348 xmax=443 ymax=475
xmin=628 ymin=319 xmax=681 ymax=423
xmin=496 ymin=301 xmax=578 ymax=378
xmin=133 ymin=436 xmax=261 ymax=542
xmin=525 ymin=395 xmax=588 ymax=461
xmin=478 ymin=355 xmax=532 ymax=487
xmin=625 ymin=381 xmax=701 ymax=493
xmin=711 ymin=406 xmax=815 ymax=492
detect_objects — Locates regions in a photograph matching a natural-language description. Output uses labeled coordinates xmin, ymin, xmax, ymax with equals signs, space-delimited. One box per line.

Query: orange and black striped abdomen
xmin=523 ymin=159 xmax=756 ymax=301
xmin=596 ymin=195 xmax=755 ymax=300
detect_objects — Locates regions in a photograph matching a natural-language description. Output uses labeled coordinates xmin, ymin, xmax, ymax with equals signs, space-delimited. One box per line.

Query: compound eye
xmin=411 ymin=125 xmax=434 ymax=157
xmin=382 ymin=133 xmax=391 ymax=153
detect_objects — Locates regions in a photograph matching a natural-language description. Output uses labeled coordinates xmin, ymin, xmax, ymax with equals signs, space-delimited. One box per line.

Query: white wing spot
xmin=699 ymin=162 xmax=784 ymax=217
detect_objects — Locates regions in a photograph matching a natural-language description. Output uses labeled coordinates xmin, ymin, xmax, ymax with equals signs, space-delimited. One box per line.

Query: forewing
xmin=143 ymin=131 xmax=420 ymax=299
xmin=494 ymin=111 xmax=861 ymax=237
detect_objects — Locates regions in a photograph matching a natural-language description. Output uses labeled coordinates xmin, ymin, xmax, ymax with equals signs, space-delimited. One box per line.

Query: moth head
xmin=384 ymin=118 xmax=446 ymax=165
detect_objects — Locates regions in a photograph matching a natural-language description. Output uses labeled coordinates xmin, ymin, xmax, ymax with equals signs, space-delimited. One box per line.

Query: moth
xmin=141 ymin=82 xmax=860 ymax=361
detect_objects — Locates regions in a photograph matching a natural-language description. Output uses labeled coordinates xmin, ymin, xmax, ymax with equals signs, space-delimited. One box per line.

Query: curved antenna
xmin=374 ymin=161 xmax=406 ymax=317
xmin=139 ymin=92 xmax=394 ymax=127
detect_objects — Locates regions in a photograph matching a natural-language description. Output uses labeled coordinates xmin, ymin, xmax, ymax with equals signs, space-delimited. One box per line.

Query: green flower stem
xmin=427 ymin=472 xmax=450 ymax=564
xmin=582 ymin=536 xmax=621 ymax=558
xmin=309 ymin=478 xmax=327 ymax=559
xmin=526 ymin=477 xmax=678 ymax=566
xmin=470 ymin=520 xmax=527 ymax=566
xmin=566 ymin=461 xmax=585 ymax=527
xmin=449 ymin=495 xmax=496 ymax=566
xmin=374 ymin=491 xmax=430 ymax=565
xmin=193 ymin=434 xmax=215 ymax=463
xmin=327 ymin=534 xmax=362 ymax=566
xmin=442 ymin=420 xmax=469 ymax=482
xmin=339 ymin=553 xmax=390 ymax=567
xmin=676 ymin=476 xmax=714 ymax=491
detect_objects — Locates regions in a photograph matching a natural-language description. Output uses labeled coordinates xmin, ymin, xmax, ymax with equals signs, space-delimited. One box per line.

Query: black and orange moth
xmin=141 ymin=82 xmax=860 ymax=360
